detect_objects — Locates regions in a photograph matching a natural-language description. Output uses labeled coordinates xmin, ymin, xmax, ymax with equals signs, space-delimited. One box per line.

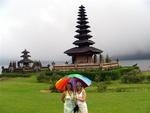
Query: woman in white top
xmin=61 ymin=82 xmax=75 ymax=113
xmin=76 ymin=82 xmax=88 ymax=113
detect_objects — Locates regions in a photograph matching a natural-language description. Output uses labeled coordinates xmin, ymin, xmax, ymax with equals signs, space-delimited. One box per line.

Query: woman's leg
xmin=79 ymin=107 xmax=88 ymax=113
xmin=78 ymin=103 xmax=88 ymax=113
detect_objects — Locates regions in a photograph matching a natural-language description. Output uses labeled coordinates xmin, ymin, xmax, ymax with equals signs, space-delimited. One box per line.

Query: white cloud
xmin=0 ymin=0 xmax=150 ymax=61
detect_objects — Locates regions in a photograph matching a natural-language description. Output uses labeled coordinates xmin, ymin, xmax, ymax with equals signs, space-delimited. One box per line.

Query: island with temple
xmin=1 ymin=49 xmax=42 ymax=73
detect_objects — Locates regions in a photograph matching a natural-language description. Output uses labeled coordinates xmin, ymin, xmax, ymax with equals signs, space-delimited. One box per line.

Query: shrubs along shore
xmin=1 ymin=66 xmax=150 ymax=92
xmin=36 ymin=66 xmax=139 ymax=83
xmin=1 ymin=66 xmax=149 ymax=84
xmin=36 ymin=66 xmax=150 ymax=92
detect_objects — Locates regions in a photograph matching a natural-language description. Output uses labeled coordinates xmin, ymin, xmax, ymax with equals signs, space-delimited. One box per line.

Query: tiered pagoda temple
xmin=1 ymin=49 xmax=43 ymax=73
xmin=18 ymin=49 xmax=33 ymax=67
xmin=64 ymin=5 xmax=103 ymax=64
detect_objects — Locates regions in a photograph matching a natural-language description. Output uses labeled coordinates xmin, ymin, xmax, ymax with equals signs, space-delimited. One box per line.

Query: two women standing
xmin=61 ymin=82 xmax=88 ymax=113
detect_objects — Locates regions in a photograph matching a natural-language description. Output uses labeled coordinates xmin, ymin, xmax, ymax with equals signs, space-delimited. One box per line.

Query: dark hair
xmin=76 ymin=82 xmax=82 ymax=87
xmin=65 ymin=82 xmax=73 ymax=91
xmin=76 ymin=82 xmax=83 ymax=92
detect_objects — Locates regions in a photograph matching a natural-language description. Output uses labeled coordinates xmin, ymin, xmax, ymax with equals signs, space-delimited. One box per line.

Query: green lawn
xmin=1 ymin=75 xmax=150 ymax=113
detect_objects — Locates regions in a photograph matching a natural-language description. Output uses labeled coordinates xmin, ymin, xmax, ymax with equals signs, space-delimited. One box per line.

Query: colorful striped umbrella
xmin=55 ymin=74 xmax=92 ymax=92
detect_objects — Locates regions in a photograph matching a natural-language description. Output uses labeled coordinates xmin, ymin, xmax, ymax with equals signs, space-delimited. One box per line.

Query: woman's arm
xmin=82 ymin=89 xmax=86 ymax=101
xmin=77 ymin=89 xmax=86 ymax=102
xmin=61 ymin=92 xmax=66 ymax=103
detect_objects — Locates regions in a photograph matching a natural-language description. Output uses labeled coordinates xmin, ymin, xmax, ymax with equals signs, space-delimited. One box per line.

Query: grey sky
xmin=0 ymin=0 xmax=150 ymax=62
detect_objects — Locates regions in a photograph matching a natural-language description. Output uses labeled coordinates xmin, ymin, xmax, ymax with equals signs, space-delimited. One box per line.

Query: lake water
xmin=119 ymin=59 xmax=150 ymax=71
xmin=0 ymin=59 xmax=150 ymax=73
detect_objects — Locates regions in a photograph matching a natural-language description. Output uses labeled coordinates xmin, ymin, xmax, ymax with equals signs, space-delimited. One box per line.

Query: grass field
xmin=1 ymin=74 xmax=150 ymax=113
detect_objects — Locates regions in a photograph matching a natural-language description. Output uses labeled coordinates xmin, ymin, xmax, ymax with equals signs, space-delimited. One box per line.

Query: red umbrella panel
xmin=55 ymin=78 xmax=71 ymax=92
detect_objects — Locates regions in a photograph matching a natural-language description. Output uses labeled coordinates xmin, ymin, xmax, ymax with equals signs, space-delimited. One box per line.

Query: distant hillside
xmin=113 ymin=52 xmax=150 ymax=60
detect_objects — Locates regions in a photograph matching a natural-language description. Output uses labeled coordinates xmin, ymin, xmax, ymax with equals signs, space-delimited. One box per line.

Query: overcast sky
xmin=0 ymin=0 xmax=150 ymax=62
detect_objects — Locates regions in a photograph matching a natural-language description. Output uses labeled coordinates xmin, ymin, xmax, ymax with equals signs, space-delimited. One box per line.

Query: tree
xmin=105 ymin=54 xmax=111 ymax=63
xmin=99 ymin=54 xmax=104 ymax=64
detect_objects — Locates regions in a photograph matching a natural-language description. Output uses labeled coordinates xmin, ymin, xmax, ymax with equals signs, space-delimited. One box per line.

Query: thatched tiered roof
xmin=18 ymin=49 xmax=33 ymax=64
xmin=64 ymin=5 xmax=102 ymax=56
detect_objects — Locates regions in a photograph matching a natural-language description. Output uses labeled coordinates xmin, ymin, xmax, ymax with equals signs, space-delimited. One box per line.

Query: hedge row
xmin=0 ymin=73 xmax=31 ymax=77
xmin=37 ymin=66 xmax=138 ymax=82
xmin=147 ymin=76 xmax=150 ymax=82
xmin=121 ymin=74 xmax=145 ymax=83
xmin=121 ymin=73 xmax=150 ymax=84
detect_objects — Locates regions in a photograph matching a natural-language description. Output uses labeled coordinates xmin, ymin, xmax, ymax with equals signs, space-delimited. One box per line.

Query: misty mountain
xmin=113 ymin=52 xmax=150 ymax=60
